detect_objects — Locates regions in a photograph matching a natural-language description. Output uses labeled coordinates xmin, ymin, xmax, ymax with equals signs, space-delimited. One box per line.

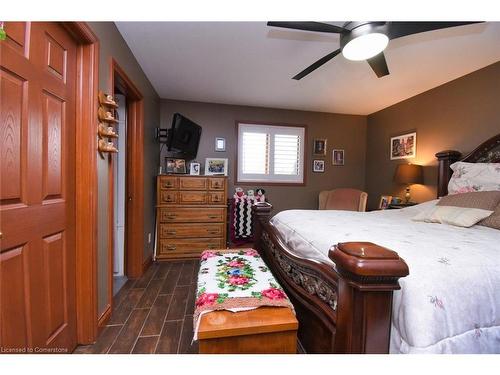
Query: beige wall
xmin=160 ymin=100 xmax=367 ymax=214
xmin=366 ymin=61 xmax=500 ymax=210
xmin=88 ymin=22 xmax=161 ymax=316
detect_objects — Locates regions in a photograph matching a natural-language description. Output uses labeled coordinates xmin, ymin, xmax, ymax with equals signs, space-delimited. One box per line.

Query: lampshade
xmin=394 ymin=164 xmax=424 ymax=185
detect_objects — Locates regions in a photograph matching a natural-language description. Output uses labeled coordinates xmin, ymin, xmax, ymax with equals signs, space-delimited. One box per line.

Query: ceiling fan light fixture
xmin=342 ymin=32 xmax=389 ymax=61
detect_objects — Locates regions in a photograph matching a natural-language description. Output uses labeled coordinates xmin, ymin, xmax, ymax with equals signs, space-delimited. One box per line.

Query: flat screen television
xmin=167 ymin=113 xmax=202 ymax=160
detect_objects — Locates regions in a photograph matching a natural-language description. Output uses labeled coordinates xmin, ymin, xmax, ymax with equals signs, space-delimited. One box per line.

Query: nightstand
xmin=387 ymin=202 xmax=417 ymax=209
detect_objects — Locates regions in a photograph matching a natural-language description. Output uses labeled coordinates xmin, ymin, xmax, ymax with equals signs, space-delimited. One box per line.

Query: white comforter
xmin=269 ymin=201 xmax=500 ymax=353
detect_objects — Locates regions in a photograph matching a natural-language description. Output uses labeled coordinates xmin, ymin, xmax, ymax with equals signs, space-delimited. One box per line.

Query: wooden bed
xmin=252 ymin=132 xmax=500 ymax=354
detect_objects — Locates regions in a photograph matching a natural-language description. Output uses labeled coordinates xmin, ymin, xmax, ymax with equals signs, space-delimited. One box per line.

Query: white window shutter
xmin=241 ymin=132 xmax=269 ymax=174
xmin=274 ymin=134 xmax=300 ymax=175
xmin=237 ymin=123 xmax=305 ymax=184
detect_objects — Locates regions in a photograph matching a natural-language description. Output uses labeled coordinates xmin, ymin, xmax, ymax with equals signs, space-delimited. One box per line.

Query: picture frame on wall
xmin=313 ymin=159 xmax=325 ymax=173
xmin=378 ymin=195 xmax=393 ymax=210
xmin=390 ymin=132 xmax=416 ymax=160
xmin=205 ymin=158 xmax=228 ymax=176
xmin=313 ymin=139 xmax=327 ymax=156
xmin=189 ymin=162 xmax=201 ymax=175
xmin=215 ymin=137 xmax=226 ymax=152
xmin=332 ymin=149 xmax=345 ymax=166
xmin=165 ymin=157 xmax=187 ymax=174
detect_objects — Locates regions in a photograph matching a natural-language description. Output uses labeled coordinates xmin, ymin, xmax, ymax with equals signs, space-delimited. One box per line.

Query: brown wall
xmin=160 ymin=100 xmax=367 ymax=214
xmin=366 ymin=61 xmax=500 ymax=210
xmin=88 ymin=22 xmax=161 ymax=316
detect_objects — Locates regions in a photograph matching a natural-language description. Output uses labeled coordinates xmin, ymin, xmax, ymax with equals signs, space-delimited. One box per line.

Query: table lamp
xmin=394 ymin=163 xmax=424 ymax=203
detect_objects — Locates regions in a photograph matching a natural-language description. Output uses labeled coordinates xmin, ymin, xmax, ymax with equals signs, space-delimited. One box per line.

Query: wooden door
xmin=1 ymin=22 xmax=78 ymax=352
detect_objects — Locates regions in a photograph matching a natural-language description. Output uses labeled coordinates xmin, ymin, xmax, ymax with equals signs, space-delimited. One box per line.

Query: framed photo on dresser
xmin=165 ymin=157 xmax=187 ymax=174
xmin=205 ymin=158 xmax=228 ymax=176
xmin=189 ymin=162 xmax=201 ymax=175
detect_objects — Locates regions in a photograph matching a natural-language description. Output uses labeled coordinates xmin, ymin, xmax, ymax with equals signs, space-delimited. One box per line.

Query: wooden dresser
xmin=155 ymin=175 xmax=228 ymax=260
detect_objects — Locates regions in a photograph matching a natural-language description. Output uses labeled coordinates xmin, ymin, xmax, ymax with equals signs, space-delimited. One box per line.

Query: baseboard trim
xmin=97 ymin=303 xmax=112 ymax=333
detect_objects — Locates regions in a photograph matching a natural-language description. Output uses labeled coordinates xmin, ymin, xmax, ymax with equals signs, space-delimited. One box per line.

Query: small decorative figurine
xmin=98 ymin=139 xmax=118 ymax=153
xmin=234 ymin=187 xmax=246 ymax=199
xmin=247 ymin=189 xmax=255 ymax=198
xmin=256 ymin=188 xmax=266 ymax=202
xmin=98 ymin=123 xmax=118 ymax=138
xmin=98 ymin=91 xmax=119 ymax=108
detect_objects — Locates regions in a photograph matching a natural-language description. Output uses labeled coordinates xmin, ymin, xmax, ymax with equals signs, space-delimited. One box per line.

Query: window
xmin=237 ymin=122 xmax=306 ymax=184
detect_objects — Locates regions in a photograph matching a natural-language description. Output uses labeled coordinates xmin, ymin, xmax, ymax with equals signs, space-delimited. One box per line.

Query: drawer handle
xmin=212 ymin=196 xmax=220 ymax=202
xmin=165 ymin=214 xmax=177 ymax=219
xmin=207 ymin=244 xmax=217 ymax=249
xmin=166 ymin=245 xmax=176 ymax=251
xmin=213 ymin=182 xmax=219 ymax=187
xmin=165 ymin=197 xmax=173 ymax=202
xmin=166 ymin=230 xmax=176 ymax=235
xmin=164 ymin=182 xmax=173 ymax=188
xmin=207 ymin=214 xmax=219 ymax=219
xmin=207 ymin=230 xmax=219 ymax=234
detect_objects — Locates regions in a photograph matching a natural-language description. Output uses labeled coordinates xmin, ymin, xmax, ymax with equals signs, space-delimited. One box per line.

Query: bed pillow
xmin=448 ymin=162 xmax=500 ymax=195
xmin=412 ymin=206 xmax=493 ymax=227
xmin=437 ymin=191 xmax=500 ymax=210
xmin=479 ymin=204 xmax=500 ymax=230
xmin=413 ymin=192 xmax=500 ymax=227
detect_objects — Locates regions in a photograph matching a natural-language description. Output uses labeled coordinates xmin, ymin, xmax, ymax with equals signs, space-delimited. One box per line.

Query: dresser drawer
xmin=159 ymin=191 xmax=178 ymax=204
xmin=178 ymin=191 xmax=208 ymax=204
xmin=208 ymin=192 xmax=225 ymax=204
xmin=158 ymin=238 xmax=225 ymax=255
xmin=179 ymin=177 xmax=207 ymax=190
xmin=159 ymin=223 xmax=224 ymax=239
xmin=159 ymin=176 xmax=178 ymax=190
xmin=159 ymin=207 xmax=225 ymax=223
xmin=209 ymin=178 xmax=225 ymax=191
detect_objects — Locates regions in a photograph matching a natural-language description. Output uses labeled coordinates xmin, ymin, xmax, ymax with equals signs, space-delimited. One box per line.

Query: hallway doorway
xmin=100 ymin=59 xmax=145 ymax=327
xmin=113 ymin=93 xmax=128 ymax=295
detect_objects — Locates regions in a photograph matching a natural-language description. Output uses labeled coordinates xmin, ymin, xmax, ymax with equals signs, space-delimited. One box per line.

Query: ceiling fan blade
xmin=292 ymin=49 xmax=341 ymax=80
xmin=267 ymin=22 xmax=347 ymax=34
xmin=388 ymin=22 xmax=482 ymax=40
xmin=367 ymin=52 xmax=390 ymax=78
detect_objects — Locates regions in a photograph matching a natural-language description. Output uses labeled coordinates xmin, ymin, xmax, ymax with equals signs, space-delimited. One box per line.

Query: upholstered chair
xmin=318 ymin=188 xmax=368 ymax=212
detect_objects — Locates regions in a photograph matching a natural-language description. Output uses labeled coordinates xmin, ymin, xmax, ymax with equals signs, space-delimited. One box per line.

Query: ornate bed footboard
xmin=253 ymin=202 xmax=409 ymax=354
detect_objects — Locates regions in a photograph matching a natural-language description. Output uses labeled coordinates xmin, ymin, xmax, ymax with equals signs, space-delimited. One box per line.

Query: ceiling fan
xmin=267 ymin=21 xmax=481 ymax=79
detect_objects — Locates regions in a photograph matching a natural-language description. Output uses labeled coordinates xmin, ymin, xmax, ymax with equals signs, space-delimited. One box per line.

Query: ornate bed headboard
xmin=436 ymin=133 xmax=500 ymax=197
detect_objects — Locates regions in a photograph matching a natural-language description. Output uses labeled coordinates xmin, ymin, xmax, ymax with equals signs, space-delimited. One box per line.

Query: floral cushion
xmin=193 ymin=249 xmax=294 ymax=340
xmin=448 ymin=162 xmax=500 ymax=195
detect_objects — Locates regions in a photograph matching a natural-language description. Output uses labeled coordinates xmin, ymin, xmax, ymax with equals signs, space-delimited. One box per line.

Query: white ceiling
xmin=115 ymin=22 xmax=500 ymax=115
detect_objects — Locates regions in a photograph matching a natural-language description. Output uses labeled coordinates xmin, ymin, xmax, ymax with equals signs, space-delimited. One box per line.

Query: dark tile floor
xmin=74 ymin=260 xmax=199 ymax=354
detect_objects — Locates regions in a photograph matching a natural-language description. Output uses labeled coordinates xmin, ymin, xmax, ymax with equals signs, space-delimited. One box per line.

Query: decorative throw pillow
xmin=413 ymin=191 xmax=500 ymax=228
xmin=479 ymin=204 xmax=500 ymax=230
xmin=412 ymin=206 xmax=493 ymax=228
xmin=412 ymin=209 xmax=438 ymax=223
xmin=447 ymin=162 xmax=500 ymax=195
xmin=437 ymin=191 xmax=500 ymax=210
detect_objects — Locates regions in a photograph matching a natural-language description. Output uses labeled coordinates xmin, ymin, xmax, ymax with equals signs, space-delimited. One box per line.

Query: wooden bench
xmin=197 ymin=306 xmax=298 ymax=354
